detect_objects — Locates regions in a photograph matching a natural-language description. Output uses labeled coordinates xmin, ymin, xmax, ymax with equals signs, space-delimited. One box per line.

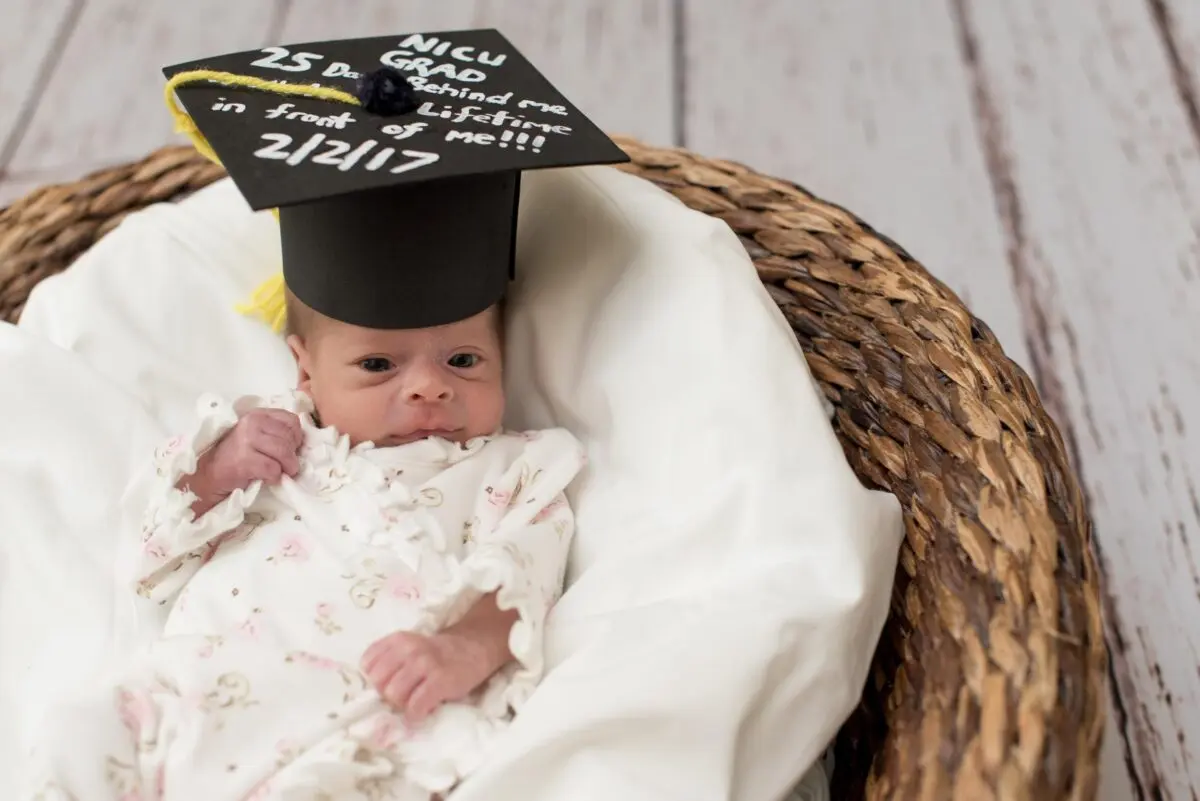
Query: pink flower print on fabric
xmin=277 ymin=533 xmax=310 ymax=562
xmin=142 ymin=538 xmax=168 ymax=561
xmin=154 ymin=435 xmax=185 ymax=466
xmin=115 ymin=687 xmax=157 ymax=740
xmin=533 ymin=496 xmax=568 ymax=524
xmin=381 ymin=507 xmax=404 ymax=529
xmin=486 ymin=486 xmax=512 ymax=509
xmin=286 ymin=651 xmax=342 ymax=672
xmin=150 ymin=765 xmax=166 ymax=801
xmin=238 ymin=608 xmax=264 ymax=641
xmin=385 ymin=572 xmax=422 ymax=602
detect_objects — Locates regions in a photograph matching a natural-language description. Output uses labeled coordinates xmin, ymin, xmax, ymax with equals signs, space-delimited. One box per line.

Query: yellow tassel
xmin=163 ymin=70 xmax=361 ymax=165
xmin=235 ymin=273 xmax=288 ymax=334
xmin=163 ymin=70 xmax=362 ymax=333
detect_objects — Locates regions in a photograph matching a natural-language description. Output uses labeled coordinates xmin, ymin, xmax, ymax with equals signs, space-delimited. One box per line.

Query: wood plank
xmin=0 ymin=0 xmax=78 ymax=164
xmin=1155 ymin=0 xmax=1200 ymax=144
xmin=684 ymin=1 xmax=1136 ymax=797
xmin=955 ymin=0 xmax=1200 ymax=796
xmin=4 ymin=0 xmax=280 ymax=175
xmin=0 ymin=176 xmax=40 ymax=209
xmin=275 ymin=0 xmax=675 ymax=147
xmin=682 ymin=0 xmax=1033 ymax=374
xmin=0 ymin=153 xmax=129 ymax=208
xmin=0 ymin=165 xmax=91 ymax=208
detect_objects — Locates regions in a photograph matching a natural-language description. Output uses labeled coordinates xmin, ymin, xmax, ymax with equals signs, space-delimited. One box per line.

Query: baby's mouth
xmin=386 ymin=428 xmax=461 ymax=445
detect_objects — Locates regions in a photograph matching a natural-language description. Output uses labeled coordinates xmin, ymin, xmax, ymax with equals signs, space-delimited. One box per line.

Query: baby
xmin=21 ymin=294 xmax=585 ymax=801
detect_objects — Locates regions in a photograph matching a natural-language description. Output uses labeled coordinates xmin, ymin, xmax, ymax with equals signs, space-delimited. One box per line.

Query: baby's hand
xmin=204 ymin=408 xmax=303 ymax=490
xmin=361 ymin=630 xmax=496 ymax=725
xmin=183 ymin=409 xmax=303 ymax=515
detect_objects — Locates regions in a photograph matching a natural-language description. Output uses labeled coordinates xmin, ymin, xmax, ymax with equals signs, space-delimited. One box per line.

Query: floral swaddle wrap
xmin=22 ymin=392 xmax=584 ymax=801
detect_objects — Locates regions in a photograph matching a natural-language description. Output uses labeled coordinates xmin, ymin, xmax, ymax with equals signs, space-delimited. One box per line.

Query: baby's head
xmin=285 ymin=289 xmax=505 ymax=447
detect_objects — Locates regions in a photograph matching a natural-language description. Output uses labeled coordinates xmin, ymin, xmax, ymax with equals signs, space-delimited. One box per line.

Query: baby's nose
xmin=402 ymin=364 xmax=453 ymax=403
xmin=408 ymin=384 xmax=450 ymax=403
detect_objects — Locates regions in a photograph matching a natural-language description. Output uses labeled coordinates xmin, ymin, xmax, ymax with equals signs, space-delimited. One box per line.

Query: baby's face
xmin=287 ymin=306 xmax=505 ymax=447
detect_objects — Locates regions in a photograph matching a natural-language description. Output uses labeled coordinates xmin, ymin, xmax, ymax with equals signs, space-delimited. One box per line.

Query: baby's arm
xmin=364 ymin=430 xmax=584 ymax=722
xmin=125 ymin=395 xmax=304 ymax=603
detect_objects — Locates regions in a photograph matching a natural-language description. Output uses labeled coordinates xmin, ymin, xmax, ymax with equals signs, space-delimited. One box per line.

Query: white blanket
xmin=2 ymin=165 xmax=903 ymax=801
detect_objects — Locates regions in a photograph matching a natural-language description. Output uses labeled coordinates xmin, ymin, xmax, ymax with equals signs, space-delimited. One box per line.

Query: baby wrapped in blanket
xmin=24 ymin=296 xmax=584 ymax=801
xmin=21 ymin=30 xmax=636 ymax=800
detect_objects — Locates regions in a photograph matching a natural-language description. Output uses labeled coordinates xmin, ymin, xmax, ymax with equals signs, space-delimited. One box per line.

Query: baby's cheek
xmin=341 ymin=389 xmax=396 ymax=444
xmin=471 ymin=384 xmax=506 ymax=434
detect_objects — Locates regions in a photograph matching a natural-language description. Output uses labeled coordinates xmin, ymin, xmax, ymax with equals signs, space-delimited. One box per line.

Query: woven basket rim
xmin=0 ymin=138 xmax=1106 ymax=801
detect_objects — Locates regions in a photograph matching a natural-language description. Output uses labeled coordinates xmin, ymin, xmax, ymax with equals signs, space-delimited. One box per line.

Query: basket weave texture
xmin=0 ymin=138 xmax=1106 ymax=801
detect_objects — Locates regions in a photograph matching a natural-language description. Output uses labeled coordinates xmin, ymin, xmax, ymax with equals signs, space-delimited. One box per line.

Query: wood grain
xmin=3 ymin=0 xmax=280 ymax=175
xmin=681 ymin=0 xmax=1033 ymax=374
xmin=682 ymin=2 xmax=1142 ymax=797
xmin=955 ymin=0 xmax=1200 ymax=797
xmin=1153 ymin=0 xmax=1200 ymax=144
xmin=0 ymin=0 xmax=78 ymax=166
xmin=275 ymin=0 xmax=675 ymax=147
xmin=0 ymin=163 xmax=105 ymax=208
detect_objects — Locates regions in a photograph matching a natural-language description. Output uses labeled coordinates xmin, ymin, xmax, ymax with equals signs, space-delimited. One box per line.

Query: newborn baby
xmin=22 ymin=298 xmax=584 ymax=801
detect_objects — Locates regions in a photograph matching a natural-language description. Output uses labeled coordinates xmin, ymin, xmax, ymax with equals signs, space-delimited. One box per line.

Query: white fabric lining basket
xmin=0 ymin=163 xmax=902 ymax=801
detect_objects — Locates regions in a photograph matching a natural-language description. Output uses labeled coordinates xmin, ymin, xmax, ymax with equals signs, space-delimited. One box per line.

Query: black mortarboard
xmin=164 ymin=30 xmax=629 ymax=329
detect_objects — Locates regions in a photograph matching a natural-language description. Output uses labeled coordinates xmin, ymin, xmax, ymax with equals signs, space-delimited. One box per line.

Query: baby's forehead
xmin=317 ymin=307 xmax=499 ymax=349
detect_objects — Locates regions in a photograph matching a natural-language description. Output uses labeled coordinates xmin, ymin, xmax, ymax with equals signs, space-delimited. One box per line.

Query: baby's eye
xmin=358 ymin=357 xmax=394 ymax=373
xmin=447 ymin=353 xmax=479 ymax=369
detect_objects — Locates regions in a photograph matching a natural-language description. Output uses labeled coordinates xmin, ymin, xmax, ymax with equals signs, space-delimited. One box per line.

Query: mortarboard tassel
xmin=235 ymin=272 xmax=288 ymax=333
xmin=163 ymin=67 xmax=418 ymax=334
xmin=163 ymin=69 xmax=364 ymax=168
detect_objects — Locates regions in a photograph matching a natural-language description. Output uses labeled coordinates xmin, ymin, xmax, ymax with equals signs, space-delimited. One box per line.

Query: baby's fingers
xmin=252 ymin=435 xmax=300 ymax=477
xmin=255 ymin=418 xmax=303 ymax=457
xmin=258 ymin=410 xmax=304 ymax=447
xmin=382 ymin=665 xmax=426 ymax=712
xmin=243 ymin=453 xmax=284 ymax=485
xmin=362 ymin=633 xmax=421 ymax=676
xmin=404 ymin=680 xmax=448 ymax=726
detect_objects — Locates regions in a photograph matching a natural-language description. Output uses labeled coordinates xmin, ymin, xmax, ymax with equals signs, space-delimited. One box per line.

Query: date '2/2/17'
xmin=253 ymin=133 xmax=440 ymax=174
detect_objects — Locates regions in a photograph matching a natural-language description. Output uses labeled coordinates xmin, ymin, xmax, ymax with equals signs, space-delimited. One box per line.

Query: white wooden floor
xmin=2 ymin=0 xmax=1199 ymax=798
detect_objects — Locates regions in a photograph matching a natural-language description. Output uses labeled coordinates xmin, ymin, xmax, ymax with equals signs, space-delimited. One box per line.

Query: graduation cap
xmin=164 ymin=29 xmax=629 ymax=330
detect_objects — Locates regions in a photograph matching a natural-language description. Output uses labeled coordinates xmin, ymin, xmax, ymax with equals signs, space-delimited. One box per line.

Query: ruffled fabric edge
xmin=410 ymin=431 xmax=585 ymax=720
xmin=458 ymin=541 xmax=557 ymax=716
xmin=133 ymin=392 xmax=306 ymax=600
xmin=380 ymin=529 xmax=568 ymax=800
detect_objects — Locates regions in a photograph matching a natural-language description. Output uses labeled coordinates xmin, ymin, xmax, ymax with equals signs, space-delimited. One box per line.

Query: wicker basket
xmin=0 ymin=138 xmax=1106 ymax=801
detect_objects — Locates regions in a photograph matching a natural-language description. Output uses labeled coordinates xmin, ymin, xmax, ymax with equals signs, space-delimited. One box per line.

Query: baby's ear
xmin=287 ymin=335 xmax=314 ymax=391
